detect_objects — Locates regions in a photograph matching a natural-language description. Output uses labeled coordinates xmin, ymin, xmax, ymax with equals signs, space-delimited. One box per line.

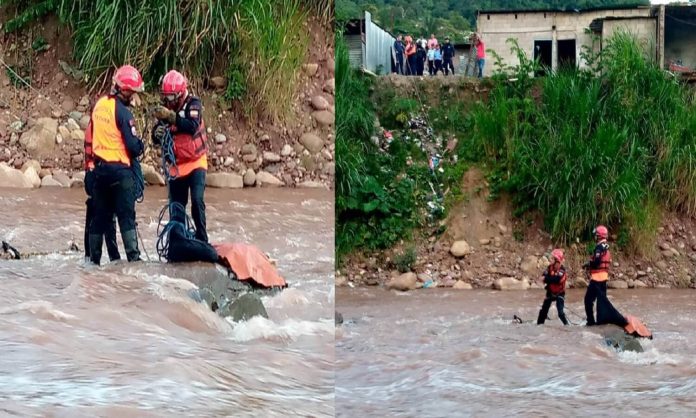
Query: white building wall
xmin=477 ymin=8 xmax=655 ymax=77
xmin=603 ymin=18 xmax=657 ymax=60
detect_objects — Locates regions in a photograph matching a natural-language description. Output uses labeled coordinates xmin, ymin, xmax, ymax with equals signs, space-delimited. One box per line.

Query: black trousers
xmin=584 ymin=280 xmax=607 ymax=326
xmin=428 ymin=60 xmax=434 ymax=75
xmin=434 ymin=60 xmax=442 ymax=75
xmin=537 ymin=291 xmax=569 ymax=325
xmin=92 ymin=164 xmax=137 ymax=235
xmin=84 ymin=170 xmax=120 ymax=261
xmin=396 ymin=54 xmax=404 ymax=74
xmin=406 ymin=55 xmax=417 ymax=75
xmin=169 ymin=168 xmax=208 ymax=243
xmin=443 ymin=58 xmax=455 ymax=75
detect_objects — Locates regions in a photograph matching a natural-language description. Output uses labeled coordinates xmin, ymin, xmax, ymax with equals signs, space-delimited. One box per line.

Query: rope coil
xmin=155 ymin=201 xmax=196 ymax=261
xmin=160 ymin=129 xmax=179 ymax=182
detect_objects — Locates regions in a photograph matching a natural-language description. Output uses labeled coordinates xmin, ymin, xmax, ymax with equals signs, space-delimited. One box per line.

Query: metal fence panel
xmin=364 ymin=11 xmax=395 ymax=74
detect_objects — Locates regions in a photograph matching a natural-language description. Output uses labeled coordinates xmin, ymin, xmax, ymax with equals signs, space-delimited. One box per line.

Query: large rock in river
xmin=136 ymin=262 xmax=280 ymax=319
xmin=604 ymin=331 xmax=644 ymax=353
xmin=386 ymin=272 xmax=417 ymax=291
xmin=218 ymin=293 xmax=268 ymax=321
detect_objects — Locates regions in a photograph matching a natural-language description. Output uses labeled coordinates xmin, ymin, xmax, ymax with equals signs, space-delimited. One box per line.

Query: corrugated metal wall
xmin=364 ymin=11 xmax=395 ymax=74
xmin=346 ymin=34 xmax=363 ymax=69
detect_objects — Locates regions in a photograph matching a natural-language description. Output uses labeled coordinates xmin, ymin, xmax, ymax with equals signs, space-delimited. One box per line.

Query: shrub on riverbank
xmin=336 ymin=32 xmax=419 ymax=259
xmin=469 ymin=32 xmax=696 ymax=254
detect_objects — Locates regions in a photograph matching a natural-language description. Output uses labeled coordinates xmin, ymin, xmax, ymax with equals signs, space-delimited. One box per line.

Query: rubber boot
xmin=121 ymin=229 xmax=141 ymax=262
xmin=105 ymin=228 xmax=121 ymax=262
xmin=89 ymin=234 xmax=103 ymax=265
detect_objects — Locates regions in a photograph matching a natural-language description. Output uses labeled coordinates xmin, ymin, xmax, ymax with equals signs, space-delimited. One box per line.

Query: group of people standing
xmin=84 ymin=65 xmax=210 ymax=266
xmin=393 ymin=33 xmax=486 ymax=78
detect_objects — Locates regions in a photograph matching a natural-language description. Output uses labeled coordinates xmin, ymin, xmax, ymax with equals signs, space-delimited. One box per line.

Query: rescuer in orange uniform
xmin=583 ymin=225 xmax=611 ymax=326
xmin=84 ymin=118 xmax=120 ymax=264
xmin=86 ymin=65 xmax=145 ymax=265
xmin=152 ymin=70 xmax=209 ymax=242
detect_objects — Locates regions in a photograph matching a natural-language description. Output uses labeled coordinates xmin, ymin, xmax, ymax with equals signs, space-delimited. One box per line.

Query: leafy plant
xmin=393 ymin=246 xmax=417 ymax=273
xmin=31 ymin=36 xmax=49 ymax=52
xmin=224 ymin=63 xmax=246 ymax=102
xmin=2 ymin=0 xmax=59 ymax=33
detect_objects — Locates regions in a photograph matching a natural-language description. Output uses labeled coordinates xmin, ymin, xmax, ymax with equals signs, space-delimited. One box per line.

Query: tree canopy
xmin=337 ymin=0 xmax=650 ymax=40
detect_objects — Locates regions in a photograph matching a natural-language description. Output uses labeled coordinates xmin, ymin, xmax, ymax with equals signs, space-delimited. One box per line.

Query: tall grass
xmin=235 ymin=0 xmax=308 ymax=121
xmin=302 ymin=0 xmax=333 ymax=24
xmin=58 ymin=0 xmax=235 ymax=84
xmin=469 ymin=32 xmax=696 ymax=254
xmin=3 ymin=0 xmax=316 ymax=120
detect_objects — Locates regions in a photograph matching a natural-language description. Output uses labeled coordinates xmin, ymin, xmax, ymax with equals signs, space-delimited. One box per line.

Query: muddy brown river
xmin=0 ymin=187 xmax=334 ymax=417
xmin=336 ymin=288 xmax=696 ymax=417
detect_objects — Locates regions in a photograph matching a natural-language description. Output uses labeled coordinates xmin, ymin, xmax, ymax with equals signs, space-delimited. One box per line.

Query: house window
xmin=558 ymin=39 xmax=577 ymax=70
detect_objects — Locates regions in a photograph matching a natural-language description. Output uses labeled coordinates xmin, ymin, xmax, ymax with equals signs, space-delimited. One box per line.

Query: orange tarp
xmin=213 ymin=243 xmax=287 ymax=289
xmin=624 ymin=315 xmax=653 ymax=339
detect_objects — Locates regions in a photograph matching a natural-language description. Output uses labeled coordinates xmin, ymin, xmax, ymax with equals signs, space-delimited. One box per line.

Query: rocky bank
xmin=0 ymin=15 xmax=334 ymax=190
xmin=337 ymin=167 xmax=696 ymax=291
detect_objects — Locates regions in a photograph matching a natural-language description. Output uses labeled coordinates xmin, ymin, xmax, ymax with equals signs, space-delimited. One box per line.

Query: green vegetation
xmin=234 ymin=0 xmax=308 ymax=121
xmin=336 ymin=31 xmax=419 ymax=259
xmin=1 ymin=0 xmax=329 ymax=120
xmin=468 ymin=32 xmax=696 ymax=255
xmin=393 ymin=246 xmax=417 ymax=273
xmin=336 ymin=0 xmax=648 ymax=41
xmin=336 ymin=29 xmax=472 ymax=261
xmin=337 ymin=28 xmax=696 ymax=261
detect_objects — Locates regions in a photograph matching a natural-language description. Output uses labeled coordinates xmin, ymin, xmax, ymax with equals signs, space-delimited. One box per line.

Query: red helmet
xmin=593 ymin=225 xmax=608 ymax=240
xmin=113 ymin=65 xmax=144 ymax=93
xmin=160 ymin=70 xmax=188 ymax=98
xmin=551 ymin=249 xmax=564 ymax=263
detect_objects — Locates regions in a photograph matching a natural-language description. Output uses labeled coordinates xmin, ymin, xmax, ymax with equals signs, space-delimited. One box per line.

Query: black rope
xmin=155 ymin=201 xmax=196 ymax=261
xmin=160 ymin=129 xmax=179 ymax=182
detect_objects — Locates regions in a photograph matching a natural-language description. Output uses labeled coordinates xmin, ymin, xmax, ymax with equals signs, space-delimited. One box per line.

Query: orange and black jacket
xmin=151 ymin=95 xmax=208 ymax=177
xmin=84 ymin=95 xmax=143 ymax=169
xmin=151 ymin=96 xmax=204 ymax=145
xmin=588 ymin=241 xmax=611 ymax=282
xmin=543 ymin=265 xmax=567 ymax=295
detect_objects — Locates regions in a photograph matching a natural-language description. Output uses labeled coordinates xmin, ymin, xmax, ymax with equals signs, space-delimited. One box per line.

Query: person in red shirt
xmin=537 ymin=249 xmax=569 ymax=325
xmin=404 ymin=36 xmax=417 ymax=76
xmin=475 ymin=34 xmax=486 ymax=78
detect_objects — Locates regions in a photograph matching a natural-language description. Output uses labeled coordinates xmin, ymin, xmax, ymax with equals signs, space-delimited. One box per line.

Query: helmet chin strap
xmin=111 ymin=85 xmax=134 ymax=106
xmin=164 ymin=90 xmax=189 ymax=110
